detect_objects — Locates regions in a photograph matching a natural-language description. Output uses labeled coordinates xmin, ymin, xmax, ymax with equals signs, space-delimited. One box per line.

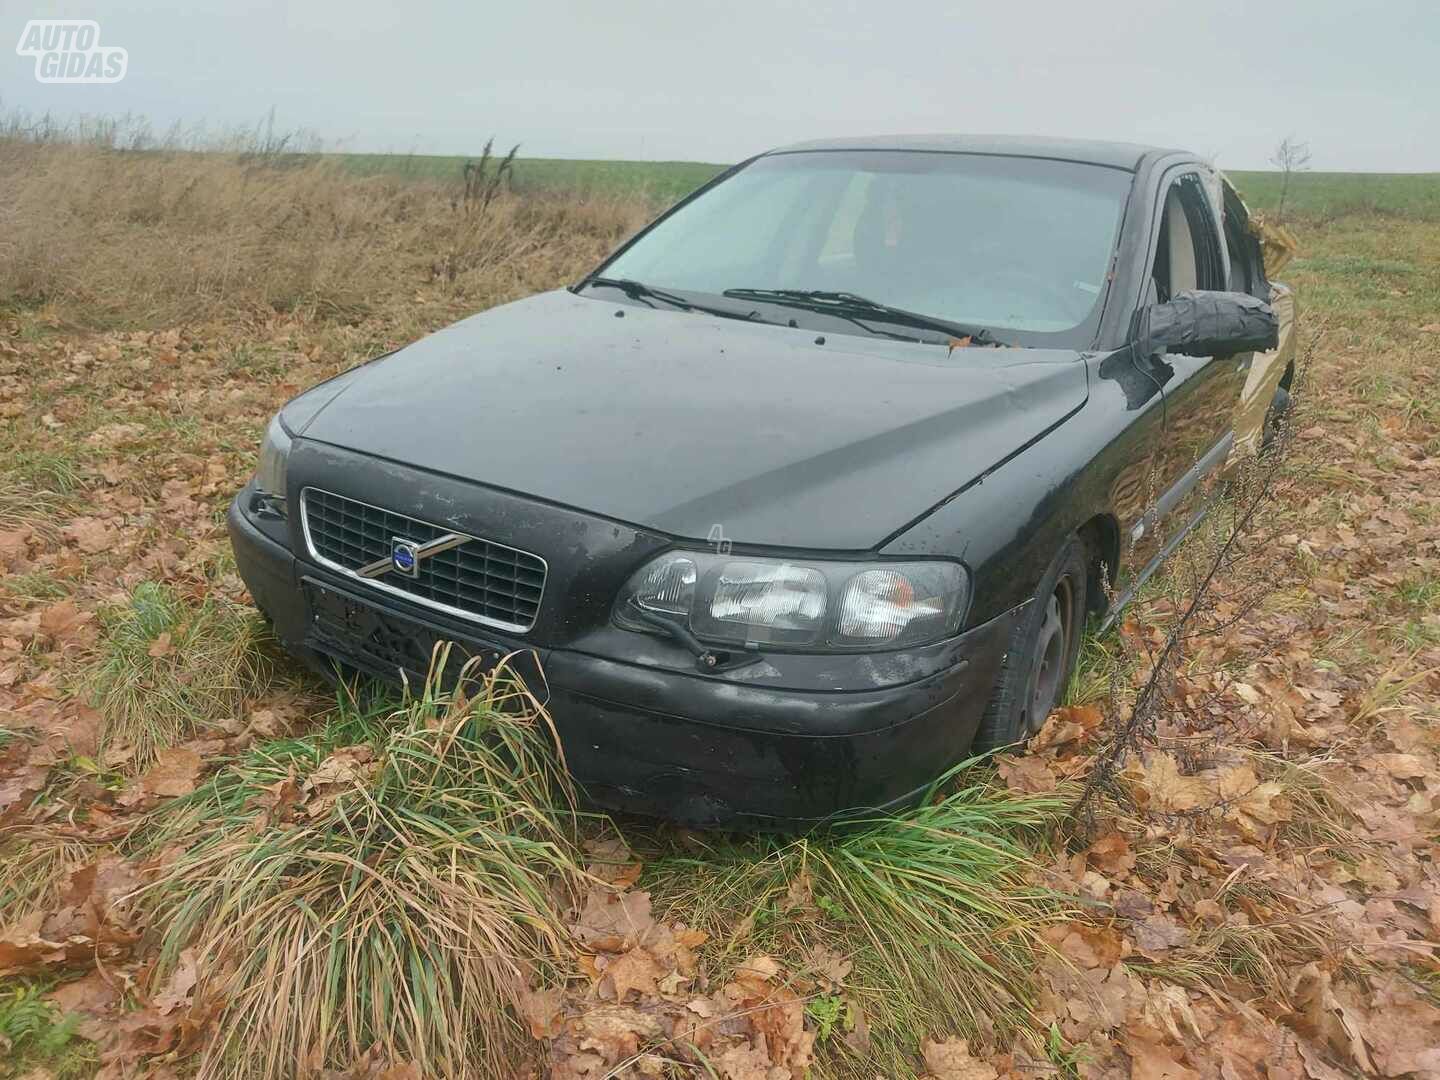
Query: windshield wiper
xmin=587 ymin=277 xmax=693 ymax=309
xmin=722 ymin=288 xmax=1001 ymax=346
xmin=586 ymin=277 xmax=767 ymax=325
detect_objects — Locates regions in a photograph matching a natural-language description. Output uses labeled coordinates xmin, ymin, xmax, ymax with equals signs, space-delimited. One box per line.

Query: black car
xmin=229 ymin=135 xmax=1279 ymax=826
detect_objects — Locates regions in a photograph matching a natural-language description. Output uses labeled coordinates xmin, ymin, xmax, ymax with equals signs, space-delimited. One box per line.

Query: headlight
xmin=616 ymin=551 xmax=968 ymax=651
xmin=254 ymin=414 xmax=292 ymax=498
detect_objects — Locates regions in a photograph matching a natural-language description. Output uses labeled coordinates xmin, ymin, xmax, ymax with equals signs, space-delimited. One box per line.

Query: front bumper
xmin=229 ymin=492 xmax=1018 ymax=827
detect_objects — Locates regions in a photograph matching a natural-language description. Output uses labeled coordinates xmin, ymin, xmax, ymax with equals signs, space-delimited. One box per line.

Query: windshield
xmin=596 ymin=150 xmax=1131 ymax=342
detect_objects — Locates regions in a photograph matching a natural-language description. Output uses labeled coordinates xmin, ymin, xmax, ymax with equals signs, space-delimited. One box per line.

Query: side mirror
xmin=1134 ymin=290 xmax=1279 ymax=358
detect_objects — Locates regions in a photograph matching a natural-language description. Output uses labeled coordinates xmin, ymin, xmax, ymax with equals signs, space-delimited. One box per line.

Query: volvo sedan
xmin=229 ymin=135 xmax=1282 ymax=826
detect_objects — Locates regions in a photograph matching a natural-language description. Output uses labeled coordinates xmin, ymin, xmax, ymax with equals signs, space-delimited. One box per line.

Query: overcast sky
xmin=3 ymin=0 xmax=1437 ymax=171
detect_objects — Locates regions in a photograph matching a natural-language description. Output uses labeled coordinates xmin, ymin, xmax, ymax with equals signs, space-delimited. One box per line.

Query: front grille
xmin=299 ymin=488 xmax=546 ymax=632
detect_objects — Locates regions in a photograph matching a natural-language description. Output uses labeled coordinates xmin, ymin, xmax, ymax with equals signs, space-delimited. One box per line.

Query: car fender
xmin=881 ymin=347 xmax=1167 ymax=626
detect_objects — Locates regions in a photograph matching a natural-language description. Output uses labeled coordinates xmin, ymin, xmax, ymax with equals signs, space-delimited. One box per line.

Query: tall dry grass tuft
xmin=0 ymin=135 xmax=652 ymax=330
xmin=0 ymin=472 xmax=70 ymax=543
xmin=0 ymin=824 xmax=100 ymax=926
xmin=134 ymin=651 xmax=588 ymax=1079
xmin=82 ymin=581 xmax=277 ymax=769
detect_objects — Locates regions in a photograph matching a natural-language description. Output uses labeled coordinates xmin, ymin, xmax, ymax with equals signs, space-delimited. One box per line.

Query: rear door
xmin=1221 ymin=178 xmax=1289 ymax=458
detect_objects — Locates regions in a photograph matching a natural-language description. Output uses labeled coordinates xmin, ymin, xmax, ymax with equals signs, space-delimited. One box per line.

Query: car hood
xmin=293 ymin=290 xmax=1089 ymax=550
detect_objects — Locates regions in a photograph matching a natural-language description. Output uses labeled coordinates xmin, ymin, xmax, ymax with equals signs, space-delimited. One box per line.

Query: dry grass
xmin=641 ymin=772 xmax=1077 ymax=1078
xmin=1242 ymin=747 xmax=1365 ymax=859
xmin=0 ymin=474 xmax=70 ymax=543
xmin=82 ymin=581 xmax=278 ymax=769
xmin=133 ymin=653 xmax=588 ymax=1079
xmin=0 ymin=824 xmax=101 ymax=926
xmin=0 ymin=138 xmax=651 ymax=331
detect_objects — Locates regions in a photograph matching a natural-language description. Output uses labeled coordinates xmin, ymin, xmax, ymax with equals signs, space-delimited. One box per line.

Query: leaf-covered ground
xmin=1 ymin=158 xmax=1438 ymax=1078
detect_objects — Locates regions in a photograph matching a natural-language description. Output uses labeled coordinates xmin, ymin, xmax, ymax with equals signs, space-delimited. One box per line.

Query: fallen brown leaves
xmin=1120 ymin=752 xmax=1294 ymax=842
xmin=923 ymin=1037 xmax=998 ymax=1080
xmin=0 ymin=856 xmax=143 ymax=977
xmin=318 ymin=1047 xmax=423 ymax=1080
xmin=137 ymin=746 xmax=204 ymax=798
xmin=62 ymin=516 xmax=118 ymax=555
xmin=996 ymin=705 xmax=1105 ymax=796
xmin=92 ymin=980 xmax=226 ymax=1080
xmin=1020 ymin=709 xmax=1440 ymax=1080
xmin=38 ymin=598 xmax=97 ymax=650
xmin=539 ymin=840 xmax=820 ymax=1080
xmin=0 ymin=739 xmax=50 ymax=826
xmin=0 ymin=155 xmax=650 ymax=1077
xmin=299 ymin=743 xmax=379 ymax=818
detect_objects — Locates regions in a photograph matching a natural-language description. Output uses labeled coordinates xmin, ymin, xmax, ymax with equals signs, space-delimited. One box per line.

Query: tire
xmin=973 ymin=536 xmax=1089 ymax=750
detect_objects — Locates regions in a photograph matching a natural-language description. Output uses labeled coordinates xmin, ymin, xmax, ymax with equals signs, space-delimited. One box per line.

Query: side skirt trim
xmin=1102 ymin=502 xmax=1210 ymax=632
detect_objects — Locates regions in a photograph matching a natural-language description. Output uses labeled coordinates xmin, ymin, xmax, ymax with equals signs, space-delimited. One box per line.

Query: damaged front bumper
xmin=228 ymin=478 xmax=1017 ymax=827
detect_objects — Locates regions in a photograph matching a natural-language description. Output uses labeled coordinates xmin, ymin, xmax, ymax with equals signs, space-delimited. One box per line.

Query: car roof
xmin=765 ymin=134 xmax=1181 ymax=171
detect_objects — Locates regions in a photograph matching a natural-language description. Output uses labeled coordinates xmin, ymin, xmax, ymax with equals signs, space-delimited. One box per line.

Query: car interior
xmin=1150 ymin=176 xmax=1224 ymax=304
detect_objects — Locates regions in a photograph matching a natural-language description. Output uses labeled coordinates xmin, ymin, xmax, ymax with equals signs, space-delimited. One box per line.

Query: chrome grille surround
xmin=298 ymin=488 xmax=546 ymax=633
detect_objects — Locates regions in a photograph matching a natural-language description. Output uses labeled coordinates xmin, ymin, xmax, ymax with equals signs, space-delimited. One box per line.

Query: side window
xmin=1221 ymin=188 xmax=1262 ymax=296
xmin=1151 ymin=174 xmax=1224 ymax=303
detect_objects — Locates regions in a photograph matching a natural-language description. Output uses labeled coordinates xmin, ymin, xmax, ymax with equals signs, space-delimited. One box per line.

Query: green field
xmin=337 ymin=152 xmax=1440 ymax=221
xmin=338 ymin=152 xmax=725 ymax=203
xmin=1226 ymin=169 xmax=1440 ymax=220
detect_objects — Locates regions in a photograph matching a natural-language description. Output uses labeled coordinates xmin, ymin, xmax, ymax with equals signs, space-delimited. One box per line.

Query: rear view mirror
xmin=1135 ymin=290 xmax=1279 ymax=358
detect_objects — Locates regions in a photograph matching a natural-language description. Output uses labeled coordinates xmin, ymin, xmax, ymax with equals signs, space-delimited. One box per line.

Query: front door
xmin=1123 ymin=170 xmax=1249 ymax=593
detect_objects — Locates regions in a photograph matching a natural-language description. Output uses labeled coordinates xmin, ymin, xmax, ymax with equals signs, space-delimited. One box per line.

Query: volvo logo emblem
xmin=391 ymin=539 xmax=420 ymax=577
xmin=356 ymin=532 xmax=467 ymax=580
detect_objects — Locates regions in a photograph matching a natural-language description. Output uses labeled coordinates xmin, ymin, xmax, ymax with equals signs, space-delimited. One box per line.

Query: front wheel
xmin=973 ymin=537 xmax=1089 ymax=750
